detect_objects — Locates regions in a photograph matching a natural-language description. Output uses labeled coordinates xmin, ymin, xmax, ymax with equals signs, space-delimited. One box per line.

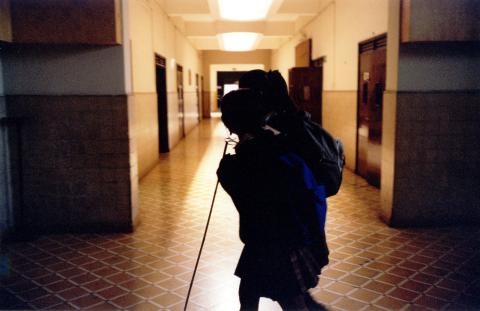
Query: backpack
xmin=285 ymin=111 xmax=345 ymax=197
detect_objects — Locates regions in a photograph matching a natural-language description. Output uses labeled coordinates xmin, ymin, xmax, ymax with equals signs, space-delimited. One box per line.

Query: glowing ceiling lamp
xmin=219 ymin=32 xmax=260 ymax=51
xmin=218 ymin=0 xmax=273 ymax=21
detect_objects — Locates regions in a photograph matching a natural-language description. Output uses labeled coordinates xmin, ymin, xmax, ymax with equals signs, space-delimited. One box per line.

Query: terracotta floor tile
xmin=28 ymin=294 xmax=64 ymax=309
xmin=414 ymin=294 xmax=451 ymax=310
xmin=388 ymin=287 xmax=421 ymax=302
xmin=80 ymin=261 xmax=109 ymax=272
xmin=31 ymin=273 xmax=64 ymax=286
xmin=110 ymin=292 xmax=144 ymax=309
xmin=118 ymin=278 xmax=150 ymax=291
xmin=69 ymin=293 xmax=105 ymax=309
xmin=91 ymin=266 xmax=121 ymax=278
xmin=96 ymin=286 xmax=128 ymax=300
xmin=85 ymin=301 xmax=119 ymax=310
xmin=326 ymin=282 xmax=356 ymax=295
xmin=312 ymin=290 xmax=343 ymax=305
xmin=157 ymin=277 xmax=188 ymax=291
xmin=16 ymin=287 xmax=49 ymax=301
xmin=56 ymin=286 xmax=89 ymax=301
xmin=131 ymin=301 xmax=163 ymax=311
xmin=333 ymin=296 xmax=369 ymax=310
xmin=140 ymin=271 xmax=171 ymax=284
xmin=152 ymin=292 xmax=185 ymax=308
xmin=411 ymin=272 xmax=441 ymax=285
xmin=333 ymin=262 xmax=359 ymax=272
xmin=366 ymin=261 xmax=394 ymax=272
xmin=340 ymin=274 xmax=370 ymax=287
xmin=425 ymin=286 xmax=459 ymax=301
xmin=436 ymin=278 xmax=466 ymax=291
xmin=363 ymin=280 xmax=395 ymax=293
xmin=82 ymin=278 xmax=113 ymax=292
xmin=399 ymin=279 xmax=432 ymax=293
xmin=1 ymin=120 xmax=480 ymax=310
xmin=374 ymin=296 xmax=410 ymax=310
xmin=105 ymin=272 xmax=135 ymax=284
xmin=354 ymin=267 xmax=381 ymax=278
xmin=44 ymin=279 xmax=76 ymax=293
xmin=388 ymin=266 xmax=417 ymax=278
xmin=57 ymin=267 xmax=87 ymax=279
xmin=322 ymin=268 xmax=349 ymax=279
xmin=375 ymin=273 xmax=405 ymax=285
xmin=69 ymin=272 xmax=99 ymax=285
xmin=133 ymin=285 xmax=164 ymax=299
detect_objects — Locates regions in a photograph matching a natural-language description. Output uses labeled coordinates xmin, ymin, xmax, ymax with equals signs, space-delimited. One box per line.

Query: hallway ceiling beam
xmin=184 ymin=21 xmax=295 ymax=37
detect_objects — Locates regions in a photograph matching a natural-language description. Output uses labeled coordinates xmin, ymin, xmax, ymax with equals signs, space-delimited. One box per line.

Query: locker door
xmin=356 ymin=34 xmax=386 ymax=187
xmin=288 ymin=67 xmax=323 ymax=125
xmin=177 ymin=65 xmax=185 ymax=138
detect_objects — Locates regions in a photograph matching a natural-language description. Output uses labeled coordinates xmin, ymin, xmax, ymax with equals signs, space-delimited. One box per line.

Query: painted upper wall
xmin=128 ymin=0 xmax=202 ymax=94
xmin=2 ymin=46 xmax=126 ymax=95
xmin=272 ymin=0 xmax=388 ymax=91
xmin=129 ymin=0 xmax=156 ymax=93
xmin=126 ymin=0 xmax=203 ymax=167
xmin=202 ymin=50 xmax=271 ymax=89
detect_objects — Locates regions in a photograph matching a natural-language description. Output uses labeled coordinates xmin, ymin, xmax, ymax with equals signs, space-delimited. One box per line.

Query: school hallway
xmin=0 ymin=118 xmax=478 ymax=311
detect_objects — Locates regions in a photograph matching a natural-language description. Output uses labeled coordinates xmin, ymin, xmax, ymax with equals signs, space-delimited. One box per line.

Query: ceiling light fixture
xmin=219 ymin=32 xmax=260 ymax=51
xmin=218 ymin=0 xmax=273 ymax=21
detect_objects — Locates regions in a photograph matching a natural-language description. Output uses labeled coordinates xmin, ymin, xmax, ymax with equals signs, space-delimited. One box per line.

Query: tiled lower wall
xmin=130 ymin=93 xmax=159 ymax=179
xmin=389 ymin=91 xmax=480 ymax=226
xmin=323 ymin=91 xmax=357 ymax=171
xmin=5 ymin=95 xmax=135 ymax=233
xmin=184 ymin=91 xmax=200 ymax=135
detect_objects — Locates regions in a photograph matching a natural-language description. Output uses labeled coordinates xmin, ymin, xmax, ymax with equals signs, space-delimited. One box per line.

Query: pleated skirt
xmin=235 ymin=243 xmax=329 ymax=301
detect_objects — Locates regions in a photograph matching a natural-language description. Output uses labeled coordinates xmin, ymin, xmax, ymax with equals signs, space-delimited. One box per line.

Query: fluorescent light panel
xmin=218 ymin=0 xmax=273 ymax=21
xmin=219 ymin=32 xmax=259 ymax=51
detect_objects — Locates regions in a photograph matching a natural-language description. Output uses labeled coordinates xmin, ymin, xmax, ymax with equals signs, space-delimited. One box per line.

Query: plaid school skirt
xmin=235 ymin=243 xmax=329 ymax=301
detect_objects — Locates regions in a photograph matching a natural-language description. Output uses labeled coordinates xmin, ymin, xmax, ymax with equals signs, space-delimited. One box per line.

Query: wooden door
xmin=201 ymin=76 xmax=209 ymax=118
xmin=195 ymin=73 xmax=201 ymax=121
xmin=155 ymin=54 xmax=169 ymax=153
xmin=288 ymin=67 xmax=323 ymax=125
xmin=176 ymin=65 xmax=185 ymax=137
xmin=356 ymin=34 xmax=386 ymax=187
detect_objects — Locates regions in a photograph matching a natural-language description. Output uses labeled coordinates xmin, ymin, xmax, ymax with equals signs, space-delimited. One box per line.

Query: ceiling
xmin=156 ymin=0 xmax=332 ymax=51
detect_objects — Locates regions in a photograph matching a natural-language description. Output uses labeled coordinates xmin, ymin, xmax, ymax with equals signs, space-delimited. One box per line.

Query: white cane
xmin=184 ymin=140 xmax=229 ymax=311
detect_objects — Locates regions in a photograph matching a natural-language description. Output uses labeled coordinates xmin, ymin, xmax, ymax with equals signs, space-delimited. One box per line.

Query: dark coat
xmin=217 ymin=130 xmax=329 ymax=298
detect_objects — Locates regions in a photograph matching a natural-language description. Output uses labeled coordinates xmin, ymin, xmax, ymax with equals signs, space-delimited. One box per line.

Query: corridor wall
xmin=271 ymin=0 xmax=388 ymax=170
xmin=127 ymin=0 xmax=203 ymax=179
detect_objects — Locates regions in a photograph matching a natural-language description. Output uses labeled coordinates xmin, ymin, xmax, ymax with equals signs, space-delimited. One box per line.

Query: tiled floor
xmin=1 ymin=119 xmax=480 ymax=311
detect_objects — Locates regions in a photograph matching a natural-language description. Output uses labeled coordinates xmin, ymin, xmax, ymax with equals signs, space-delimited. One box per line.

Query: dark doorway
xmin=356 ymin=34 xmax=386 ymax=188
xmin=176 ymin=64 xmax=185 ymax=137
xmin=216 ymin=71 xmax=248 ymax=109
xmin=155 ymin=54 xmax=169 ymax=153
xmin=288 ymin=67 xmax=323 ymax=125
